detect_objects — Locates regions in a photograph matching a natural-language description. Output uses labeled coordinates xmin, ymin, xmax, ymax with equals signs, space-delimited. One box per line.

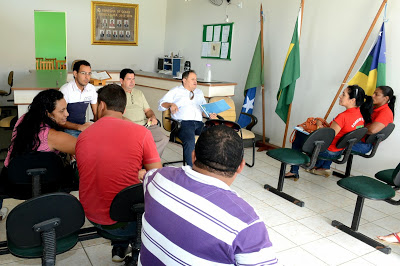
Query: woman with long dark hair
xmin=0 ymin=89 xmax=76 ymax=219
xmin=352 ymin=86 xmax=396 ymax=154
xmin=285 ymin=85 xmax=370 ymax=180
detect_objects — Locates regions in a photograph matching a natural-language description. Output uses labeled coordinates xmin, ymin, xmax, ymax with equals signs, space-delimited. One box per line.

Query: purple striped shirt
xmin=139 ymin=166 xmax=278 ymax=265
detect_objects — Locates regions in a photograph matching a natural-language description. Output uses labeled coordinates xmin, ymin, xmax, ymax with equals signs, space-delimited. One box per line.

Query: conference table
xmin=12 ymin=70 xmax=237 ymax=120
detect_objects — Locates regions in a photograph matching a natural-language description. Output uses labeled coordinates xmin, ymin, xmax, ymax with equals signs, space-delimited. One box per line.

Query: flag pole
xmin=282 ymin=0 xmax=304 ymax=148
xmin=256 ymin=4 xmax=280 ymax=151
xmin=324 ymin=0 xmax=387 ymax=120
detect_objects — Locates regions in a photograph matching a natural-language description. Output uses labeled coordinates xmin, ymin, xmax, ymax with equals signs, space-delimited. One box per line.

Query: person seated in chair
xmin=0 ymin=89 xmax=76 ymax=220
xmin=76 ymin=84 xmax=162 ymax=263
xmin=120 ymin=68 xmax=169 ymax=157
xmin=352 ymin=86 xmax=396 ymax=154
xmin=139 ymin=125 xmax=278 ymax=265
xmin=158 ymin=70 xmax=217 ymax=166
xmin=285 ymin=85 xmax=371 ymax=179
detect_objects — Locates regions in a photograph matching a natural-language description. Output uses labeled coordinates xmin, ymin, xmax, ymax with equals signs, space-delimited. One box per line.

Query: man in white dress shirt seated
xmin=158 ymin=70 xmax=216 ymax=166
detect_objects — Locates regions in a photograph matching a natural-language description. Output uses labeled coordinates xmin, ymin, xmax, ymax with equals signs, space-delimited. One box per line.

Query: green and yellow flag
xmin=348 ymin=22 xmax=386 ymax=96
xmin=275 ymin=12 xmax=301 ymax=123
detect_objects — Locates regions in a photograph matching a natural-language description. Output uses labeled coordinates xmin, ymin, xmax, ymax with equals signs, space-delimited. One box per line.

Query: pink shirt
xmin=4 ymin=115 xmax=55 ymax=167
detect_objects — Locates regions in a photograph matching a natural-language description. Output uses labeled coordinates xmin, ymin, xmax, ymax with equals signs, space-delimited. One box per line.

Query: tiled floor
xmin=1 ymin=143 xmax=400 ymax=265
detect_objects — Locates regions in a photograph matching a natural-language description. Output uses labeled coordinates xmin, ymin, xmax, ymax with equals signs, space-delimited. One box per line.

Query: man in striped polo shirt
xmin=140 ymin=125 xmax=278 ymax=265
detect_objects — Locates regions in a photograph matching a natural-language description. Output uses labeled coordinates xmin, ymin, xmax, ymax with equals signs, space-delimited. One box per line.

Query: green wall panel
xmin=34 ymin=11 xmax=66 ymax=60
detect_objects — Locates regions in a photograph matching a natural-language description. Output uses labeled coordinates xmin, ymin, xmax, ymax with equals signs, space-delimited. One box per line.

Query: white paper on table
xmin=221 ymin=25 xmax=230 ymax=42
xmin=206 ymin=26 xmax=213 ymax=42
xmin=91 ymin=71 xmax=110 ymax=80
xmin=213 ymin=25 xmax=221 ymax=42
xmin=220 ymin=42 xmax=229 ymax=59
xmin=201 ymin=42 xmax=210 ymax=57
xmin=209 ymin=42 xmax=221 ymax=57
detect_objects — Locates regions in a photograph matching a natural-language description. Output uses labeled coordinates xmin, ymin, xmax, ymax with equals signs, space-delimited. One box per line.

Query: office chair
xmin=0 ymin=71 xmax=13 ymax=97
xmin=6 ymin=192 xmax=85 ymax=265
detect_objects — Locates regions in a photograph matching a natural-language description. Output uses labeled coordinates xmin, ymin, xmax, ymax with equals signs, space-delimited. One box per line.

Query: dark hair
xmin=120 ymin=68 xmax=135 ymax=80
xmin=194 ymin=125 xmax=243 ymax=177
xmin=377 ymin=86 xmax=396 ymax=118
xmin=10 ymin=89 xmax=64 ymax=160
xmin=73 ymin=60 xmax=91 ymax=73
xmin=347 ymin=85 xmax=372 ymax=123
xmin=97 ymin=84 xmax=127 ymax=113
xmin=182 ymin=70 xmax=196 ymax=85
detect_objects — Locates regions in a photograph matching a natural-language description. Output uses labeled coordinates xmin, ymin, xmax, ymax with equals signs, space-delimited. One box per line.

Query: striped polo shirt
xmin=60 ymin=80 xmax=97 ymax=125
xmin=140 ymin=166 xmax=278 ymax=265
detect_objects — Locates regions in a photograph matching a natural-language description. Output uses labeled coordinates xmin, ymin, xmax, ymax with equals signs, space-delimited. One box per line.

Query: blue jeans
xmin=289 ymin=131 xmax=308 ymax=174
xmin=352 ymin=141 xmax=373 ymax=154
xmin=314 ymin=149 xmax=343 ymax=169
xmin=177 ymin=120 xmax=204 ymax=167
xmin=92 ymin=221 xmax=137 ymax=249
xmin=64 ymin=129 xmax=81 ymax=138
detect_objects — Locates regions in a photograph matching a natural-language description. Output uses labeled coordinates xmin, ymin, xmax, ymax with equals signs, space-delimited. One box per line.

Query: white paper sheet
xmin=201 ymin=42 xmax=210 ymax=57
xmin=206 ymin=26 xmax=213 ymax=42
xmin=221 ymin=25 xmax=230 ymax=42
xmin=220 ymin=42 xmax=229 ymax=59
xmin=213 ymin=25 xmax=221 ymax=42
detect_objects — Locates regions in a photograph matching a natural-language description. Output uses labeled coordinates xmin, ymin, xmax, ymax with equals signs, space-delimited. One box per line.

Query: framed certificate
xmin=91 ymin=1 xmax=138 ymax=46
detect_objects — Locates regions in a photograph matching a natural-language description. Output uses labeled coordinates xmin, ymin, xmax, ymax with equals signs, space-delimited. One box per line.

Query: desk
xmin=13 ymin=70 xmax=236 ymax=118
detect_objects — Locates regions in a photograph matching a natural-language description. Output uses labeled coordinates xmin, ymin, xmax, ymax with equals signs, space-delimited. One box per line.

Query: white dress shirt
xmin=158 ymin=85 xmax=206 ymax=121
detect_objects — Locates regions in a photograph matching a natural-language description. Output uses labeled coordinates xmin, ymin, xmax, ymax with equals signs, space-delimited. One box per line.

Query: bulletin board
xmin=201 ymin=23 xmax=233 ymax=60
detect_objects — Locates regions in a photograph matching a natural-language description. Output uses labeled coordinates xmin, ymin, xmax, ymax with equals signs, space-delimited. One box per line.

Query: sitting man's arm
xmin=63 ymin=121 xmax=93 ymax=132
xmin=144 ymin=108 xmax=158 ymax=125
xmin=234 ymin=222 xmax=279 ymax=265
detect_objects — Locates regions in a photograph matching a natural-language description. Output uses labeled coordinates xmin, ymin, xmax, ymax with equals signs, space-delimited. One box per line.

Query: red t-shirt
xmin=370 ymin=103 xmax=393 ymax=126
xmin=328 ymin=107 xmax=364 ymax=152
xmin=76 ymin=116 xmax=160 ymax=225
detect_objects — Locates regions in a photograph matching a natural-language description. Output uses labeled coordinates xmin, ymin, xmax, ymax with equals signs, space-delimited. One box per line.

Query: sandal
xmin=377 ymin=232 xmax=400 ymax=246
xmin=285 ymin=173 xmax=299 ymax=181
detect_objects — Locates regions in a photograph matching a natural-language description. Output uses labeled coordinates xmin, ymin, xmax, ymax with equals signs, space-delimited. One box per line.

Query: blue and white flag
xmin=237 ymin=87 xmax=256 ymax=128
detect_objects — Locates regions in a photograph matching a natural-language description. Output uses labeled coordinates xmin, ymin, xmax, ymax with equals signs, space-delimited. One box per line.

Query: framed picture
xmin=91 ymin=1 xmax=138 ymax=46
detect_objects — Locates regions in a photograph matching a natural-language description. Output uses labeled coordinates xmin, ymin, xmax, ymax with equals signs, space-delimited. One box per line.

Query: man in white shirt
xmin=158 ymin=70 xmax=216 ymax=166
xmin=60 ymin=60 xmax=97 ymax=137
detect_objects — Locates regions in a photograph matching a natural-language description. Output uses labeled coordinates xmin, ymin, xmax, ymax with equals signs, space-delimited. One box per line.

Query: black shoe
xmin=124 ymin=255 xmax=137 ymax=266
xmin=284 ymin=173 xmax=299 ymax=181
xmin=112 ymin=245 xmax=132 ymax=262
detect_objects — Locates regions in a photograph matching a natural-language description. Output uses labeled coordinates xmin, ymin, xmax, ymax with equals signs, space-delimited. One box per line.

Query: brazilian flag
xmin=275 ymin=13 xmax=300 ymax=123
xmin=349 ymin=22 xmax=386 ymax=96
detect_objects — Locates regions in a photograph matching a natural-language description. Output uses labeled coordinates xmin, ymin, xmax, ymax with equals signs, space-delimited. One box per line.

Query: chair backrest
xmin=365 ymin=123 xmax=395 ymax=144
xmin=392 ymin=163 xmax=400 ymax=187
xmin=8 ymin=71 xmax=13 ymax=87
xmin=6 ymin=192 xmax=85 ymax=248
xmin=204 ymin=119 xmax=242 ymax=138
xmin=162 ymin=109 xmax=172 ymax=132
xmin=40 ymin=61 xmax=54 ymax=70
xmin=302 ymin=128 xmax=335 ymax=154
xmin=56 ymin=60 xmax=66 ymax=70
xmin=110 ymin=183 xmax=144 ymax=222
xmin=6 ymin=151 xmax=67 ymax=199
xmin=335 ymin=127 xmax=368 ymax=149
xmin=209 ymin=96 xmax=236 ymax=122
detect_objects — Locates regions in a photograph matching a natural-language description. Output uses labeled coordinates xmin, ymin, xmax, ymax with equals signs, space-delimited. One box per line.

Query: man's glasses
xmin=189 ymin=90 xmax=194 ymax=100
xmin=79 ymin=71 xmax=92 ymax=76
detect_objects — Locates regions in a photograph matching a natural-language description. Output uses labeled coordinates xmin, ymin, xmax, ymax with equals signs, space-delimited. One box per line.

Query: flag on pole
xmin=348 ymin=22 xmax=386 ymax=96
xmin=237 ymin=33 xmax=264 ymax=128
xmin=275 ymin=10 xmax=301 ymax=123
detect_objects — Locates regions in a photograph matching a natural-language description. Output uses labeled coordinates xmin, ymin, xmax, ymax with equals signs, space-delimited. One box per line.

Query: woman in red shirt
xmin=351 ymin=86 xmax=396 ymax=154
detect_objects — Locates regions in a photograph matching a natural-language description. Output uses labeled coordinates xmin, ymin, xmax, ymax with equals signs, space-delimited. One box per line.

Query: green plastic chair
xmin=6 ymin=193 xmax=85 ymax=265
xmin=332 ymin=164 xmax=400 ymax=254
xmin=265 ymin=128 xmax=335 ymax=207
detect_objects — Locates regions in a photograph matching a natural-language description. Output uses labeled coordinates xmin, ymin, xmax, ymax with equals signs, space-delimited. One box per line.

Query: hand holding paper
xmin=200 ymin=99 xmax=231 ymax=118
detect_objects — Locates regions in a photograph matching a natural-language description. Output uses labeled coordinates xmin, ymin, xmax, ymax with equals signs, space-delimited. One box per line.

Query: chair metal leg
xmin=331 ymin=196 xmax=391 ymax=254
xmin=245 ymin=139 xmax=255 ymax=168
xmin=264 ymin=163 xmax=305 ymax=207
xmin=333 ymin=154 xmax=353 ymax=178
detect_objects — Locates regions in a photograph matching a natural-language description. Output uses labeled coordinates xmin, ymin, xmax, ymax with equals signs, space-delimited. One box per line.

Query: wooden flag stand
xmin=256 ymin=4 xmax=280 ymax=151
xmin=324 ymin=0 xmax=387 ymax=119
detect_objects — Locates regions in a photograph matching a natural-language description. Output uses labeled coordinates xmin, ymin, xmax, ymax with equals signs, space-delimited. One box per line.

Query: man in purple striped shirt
xmin=140 ymin=125 xmax=278 ymax=265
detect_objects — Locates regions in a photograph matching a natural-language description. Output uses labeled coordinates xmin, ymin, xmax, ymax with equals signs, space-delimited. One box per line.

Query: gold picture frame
xmin=91 ymin=1 xmax=138 ymax=46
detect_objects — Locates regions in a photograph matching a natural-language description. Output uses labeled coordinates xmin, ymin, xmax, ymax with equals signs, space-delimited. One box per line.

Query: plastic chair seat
xmin=7 ymin=232 xmax=79 ymax=258
xmin=267 ymin=148 xmax=310 ymax=165
xmin=338 ymin=176 xmax=395 ymax=200
xmin=375 ymin=169 xmax=396 ymax=186
xmin=241 ymin=128 xmax=255 ymax=139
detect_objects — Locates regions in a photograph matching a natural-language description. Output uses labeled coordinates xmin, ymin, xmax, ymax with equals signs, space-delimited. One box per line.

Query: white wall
xmin=0 ymin=0 xmax=167 ymax=105
xmin=164 ymin=0 xmax=399 ymax=176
